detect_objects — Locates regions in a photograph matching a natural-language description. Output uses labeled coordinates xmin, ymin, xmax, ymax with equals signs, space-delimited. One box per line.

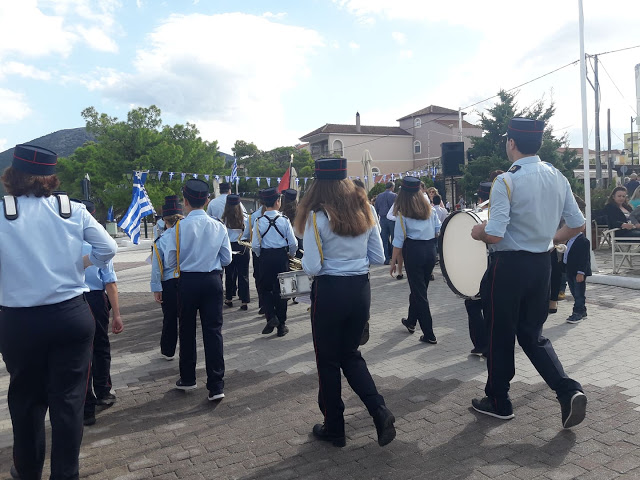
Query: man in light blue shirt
xmin=207 ymin=182 xmax=247 ymax=220
xmin=470 ymin=117 xmax=587 ymax=429
xmin=165 ymin=179 xmax=232 ymax=402
xmin=252 ymin=188 xmax=297 ymax=337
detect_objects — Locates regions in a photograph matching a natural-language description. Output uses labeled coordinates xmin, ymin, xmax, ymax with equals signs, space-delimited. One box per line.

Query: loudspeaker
xmin=441 ymin=142 xmax=465 ymax=177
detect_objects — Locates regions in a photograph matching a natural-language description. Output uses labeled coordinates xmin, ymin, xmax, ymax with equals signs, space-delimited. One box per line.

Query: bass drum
xmin=437 ymin=210 xmax=488 ymax=299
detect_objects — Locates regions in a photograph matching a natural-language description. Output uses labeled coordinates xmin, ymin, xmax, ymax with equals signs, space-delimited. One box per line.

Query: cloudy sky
xmin=0 ymin=0 xmax=638 ymax=155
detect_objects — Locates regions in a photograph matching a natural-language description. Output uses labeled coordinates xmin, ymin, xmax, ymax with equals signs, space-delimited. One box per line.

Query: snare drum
xmin=437 ymin=210 xmax=488 ymax=299
xmin=278 ymin=270 xmax=313 ymax=299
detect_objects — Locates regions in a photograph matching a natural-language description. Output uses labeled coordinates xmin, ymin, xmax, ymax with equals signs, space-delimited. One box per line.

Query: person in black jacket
xmin=604 ymin=187 xmax=640 ymax=238
xmin=563 ymin=230 xmax=592 ymax=324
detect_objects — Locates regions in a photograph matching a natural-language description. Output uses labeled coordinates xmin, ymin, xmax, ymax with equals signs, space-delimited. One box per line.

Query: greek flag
xmin=231 ymin=157 xmax=238 ymax=182
xmin=118 ymin=172 xmax=154 ymax=244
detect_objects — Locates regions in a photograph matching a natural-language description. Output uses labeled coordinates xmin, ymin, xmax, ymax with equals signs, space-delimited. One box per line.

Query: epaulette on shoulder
xmin=507 ymin=165 xmax=521 ymax=174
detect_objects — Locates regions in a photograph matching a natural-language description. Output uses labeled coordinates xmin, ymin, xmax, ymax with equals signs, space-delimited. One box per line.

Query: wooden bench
xmin=603 ymin=228 xmax=640 ymax=273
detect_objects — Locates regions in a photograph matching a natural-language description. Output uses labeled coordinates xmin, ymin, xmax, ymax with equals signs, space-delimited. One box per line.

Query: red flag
xmin=278 ymin=167 xmax=290 ymax=192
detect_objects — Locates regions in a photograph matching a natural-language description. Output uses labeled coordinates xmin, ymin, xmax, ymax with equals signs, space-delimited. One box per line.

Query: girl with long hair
xmin=393 ymin=176 xmax=442 ymax=344
xmin=296 ymin=157 xmax=396 ymax=449
xmin=604 ymin=186 xmax=640 ymax=238
xmin=221 ymin=195 xmax=251 ymax=310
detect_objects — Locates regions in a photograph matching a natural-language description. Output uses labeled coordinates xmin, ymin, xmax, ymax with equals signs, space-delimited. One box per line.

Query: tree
xmin=460 ymin=90 xmax=579 ymax=200
xmin=57 ymin=105 xmax=224 ymax=220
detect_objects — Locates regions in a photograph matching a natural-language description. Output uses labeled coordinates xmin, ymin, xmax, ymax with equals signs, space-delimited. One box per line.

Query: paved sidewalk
xmin=1 ymin=245 xmax=640 ymax=479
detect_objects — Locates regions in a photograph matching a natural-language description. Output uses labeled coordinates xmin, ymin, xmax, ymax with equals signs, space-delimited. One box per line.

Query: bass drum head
xmin=437 ymin=210 xmax=488 ymax=299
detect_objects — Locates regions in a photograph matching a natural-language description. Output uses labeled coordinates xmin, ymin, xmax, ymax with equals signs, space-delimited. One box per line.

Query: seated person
xmin=604 ymin=187 xmax=640 ymax=238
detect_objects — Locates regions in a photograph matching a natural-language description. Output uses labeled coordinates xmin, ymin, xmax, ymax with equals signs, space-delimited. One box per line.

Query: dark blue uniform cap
xmin=162 ymin=198 xmax=182 ymax=216
xmin=164 ymin=195 xmax=179 ymax=203
xmin=477 ymin=181 xmax=492 ymax=199
xmin=12 ymin=144 xmax=58 ymax=175
xmin=259 ymin=187 xmax=280 ymax=201
xmin=283 ymin=189 xmax=297 ymax=201
xmin=402 ymin=176 xmax=421 ymax=193
xmin=183 ymin=178 xmax=210 ymax=204
xmin=226 ymin=194 xmax=241 ymax=206
xmin=505 ymin=117 xmax=545 ymax=143
xmin=315 ymin=157 xmax=347 ymax=180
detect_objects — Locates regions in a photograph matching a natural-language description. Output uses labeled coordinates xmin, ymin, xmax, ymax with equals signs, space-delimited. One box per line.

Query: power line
xmin=597 ymin=57 xmax=637 ymax=115
xmin=340 ymin=58 xmax=580 ymax=152
xmin=592 ymin=44 xmax=640 ymax=57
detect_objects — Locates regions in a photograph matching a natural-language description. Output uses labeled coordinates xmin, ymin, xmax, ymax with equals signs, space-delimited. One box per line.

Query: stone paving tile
xmin=0 ymin=246 xmax=639 ymax=478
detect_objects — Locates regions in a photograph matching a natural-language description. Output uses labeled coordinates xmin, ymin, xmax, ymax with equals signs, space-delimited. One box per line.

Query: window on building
xmin=414 ymin=140 xmax=421 ymax=154
xmin=332 ymin=139 xmax=344 ymax=157
xmin=414 ymin=118 xmax=421 ymax=129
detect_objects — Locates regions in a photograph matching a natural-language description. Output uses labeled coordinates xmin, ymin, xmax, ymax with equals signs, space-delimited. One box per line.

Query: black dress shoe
xmin=560 ymin=391 xmax=587 ymax=428
xmin=96 ymin=393 xmax=116 ymax=406
xmin=224 ymin=300 xmax=233 ymax=308
xmin=277 ymin=325 xmax=289 ymax=337
xmin=419 ymin=334 xmax=437 ymax=344
xmin=262 ymin=316 xmax=280 ymax=334
xmin=10 ymin=465 xmax=20 ymax=479
xmin=258 ymin=307 xmax=265 ymax=315
xmin=401 ymin=318 xmax=415 ymax=334
xmin=83 ymin=414 xmax=96 ymax=426
xmin=312 ymin=424 xmax=346 ymax=447
xmin=372 ymin=406 xmax=396 ymax=447
xmin=240 ymin=304 xmax=248 ymax=311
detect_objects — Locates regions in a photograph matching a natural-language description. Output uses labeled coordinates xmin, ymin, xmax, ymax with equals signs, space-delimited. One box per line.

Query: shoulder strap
xmin=55 ymin=193 xmax=71 ymax=219
xmin=259 ymin=213 xmax=286 ymax=243
xmin=312 ymin=211 xmax=324 ymax=264
xmin=3 ymin=196 xmax=18 ymax=220
xmin=153 ymin=242 xmax=164 ymax=278
xmin=174 ymin=220 xmax=181 ymax=278
xmin=397 ymin=212 xmax=407 ymax=240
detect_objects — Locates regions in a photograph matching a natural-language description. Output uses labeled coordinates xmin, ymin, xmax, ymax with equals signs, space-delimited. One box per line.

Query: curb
xmin=589 ymin=273 xmax=640 ymax=290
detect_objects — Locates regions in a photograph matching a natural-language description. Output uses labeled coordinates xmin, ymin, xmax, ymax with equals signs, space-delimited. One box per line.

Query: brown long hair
xmin=295 ymin=179 xmax=374 ymax=236
xmin=1 ymin=166 xmax=60 ymax=197
xmin=222 ymin=203 xmax=245 ymax=229
xmin=393 ymin=188 xmax=431 ymax=220
xmin=280 ymin=198 xmax=297 ymax=224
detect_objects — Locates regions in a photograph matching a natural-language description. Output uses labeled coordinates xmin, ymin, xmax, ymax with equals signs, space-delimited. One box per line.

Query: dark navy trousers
xmin=0 ymin=295 xmax=94 ymax=480
xmin=481 ymin=251 xmax=582 ymax=403
xmin=160 ymin=278 xmax=179 ymax=357
xmin=84 ymin=290 xmax=112 ymax=417
xmin=311 ymin=275 xmax=385 ymax=436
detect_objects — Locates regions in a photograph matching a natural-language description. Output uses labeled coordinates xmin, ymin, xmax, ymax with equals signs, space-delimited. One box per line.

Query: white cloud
xmin=83 ymin=13 xmax=324 ymax=150
xmin=0 ymin=89 xmax=31 ymax=124
xmin=263 ymin=12 xmax=287 ymax=20
xmin=0 ymin=62 xmax=52 ymax=81
xmin=349 ymin=41 xmax=360 ymax=51
xmin=391 ymin=32 xmax=406 ymax=45
xmin=76 ymin=26 xmax=118 ymax=52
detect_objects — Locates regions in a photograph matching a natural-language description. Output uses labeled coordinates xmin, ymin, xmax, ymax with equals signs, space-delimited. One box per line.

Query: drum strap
xmin=312 ymin=211 xmax=324 ymax=264
xmin=258 ymin=214 xmax=287 ymax=246
xmin=153 ymin=241 xmax=164 ymax=278
xmin=174 ymin=220 xmax=181 ymax=278
xmin=397 ymin=212 xmax=407 ymax=240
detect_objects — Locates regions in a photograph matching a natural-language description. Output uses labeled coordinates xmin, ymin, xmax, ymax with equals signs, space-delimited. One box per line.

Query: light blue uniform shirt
xmin=164 ymin=210 xmax=232 ymax=272
xmin=485 ymin=156 xmax=585 ymax=253
xmin=302 ymin=211 xmax=385 ymax=276
xmin=241 ymin=209 xmax=263 ymax=242
xmin=252 ymin=210 xmax=298 ymax=257
xmin=0 ymin=196 xmax=117 ymax=307
xmin=150 ymin=226 xmax=178 ymax=292
xmin=82 ymin=242 xmax=117 ymax=291
xmin=206 ymin=194 xmax=247 ymax=220
xmin=392 ymin=211 xmax=441 ymax=249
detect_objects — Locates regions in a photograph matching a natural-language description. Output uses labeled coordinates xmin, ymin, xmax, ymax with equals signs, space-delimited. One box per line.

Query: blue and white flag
xmin=231 ymin=158 xmax=238 ymax=182
xmin=118 ymin=172 xmax=154 ymax=245
xmin=107 ymin=205 xmax=114 ymax=222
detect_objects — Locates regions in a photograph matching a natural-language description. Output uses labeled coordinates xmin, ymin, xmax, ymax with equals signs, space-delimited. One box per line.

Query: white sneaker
xmin=161 ymin=354 xmax=175 ymax=361
xmin=208 ymin=391 xmax=225 ymax=401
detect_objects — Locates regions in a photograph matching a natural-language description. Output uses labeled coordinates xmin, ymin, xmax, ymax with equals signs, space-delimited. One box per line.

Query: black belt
xmin=180 ymin=270 xmax=222 ymax=277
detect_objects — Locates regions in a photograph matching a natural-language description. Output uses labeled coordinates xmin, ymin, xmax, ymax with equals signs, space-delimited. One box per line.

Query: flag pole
xmin=289 ymin=154 xmax=294 ymax=189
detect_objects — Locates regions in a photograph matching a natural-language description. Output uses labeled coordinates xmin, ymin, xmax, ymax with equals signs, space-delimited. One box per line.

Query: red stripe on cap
xmin=13 ymin=154 xmax=57 ymax=166
xmin=508 ymin=126 xmax=544 ymax=133
xmin=316 ymin=167 xmax=347 ymax=172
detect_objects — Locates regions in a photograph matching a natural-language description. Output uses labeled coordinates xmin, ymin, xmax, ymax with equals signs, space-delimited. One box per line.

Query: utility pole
xmin=594 ymin=55 xmax=602 ymax=188
xmin=632 ymin=116 xmax=636 ymax=167
xmin=607 ymin=108 xmax=612 ymax=185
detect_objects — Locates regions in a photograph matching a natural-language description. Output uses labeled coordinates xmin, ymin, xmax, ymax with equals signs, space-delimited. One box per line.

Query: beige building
xmin=299 ymin=113 xmax=414 ymax=178
xmin=396 ymin=105 xmax=482 ymax=164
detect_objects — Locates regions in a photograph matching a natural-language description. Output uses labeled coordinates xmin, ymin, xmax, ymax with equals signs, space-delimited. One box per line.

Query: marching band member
xmin=470 ymin=117 xmax=586 ymax=427
xmin=296 ymin=157 xmax=396 ymax=448
xmin=0 ymin=144 xmax=117 ymax=479
xmin=151 ymin=196 xmax=184 ymax=361
xmin=242 ymin=198 xmax=267 ymax=314
xmin=206 ymin=182 xmax=247 ymax=220
xmin=221 ymin=194 xmax=251 ymax=310
xmin=393 ymin=176 xmax=441 ymax=344
xmin=77 ymin=199 xmax=124 ymax=428
xmin=165 ymin=179 xmax=232 ymax=401
xmin=281 ymin=188 xmax=303 ymax=257
xmin=251 ymin=188 xmax=297 ymax=337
